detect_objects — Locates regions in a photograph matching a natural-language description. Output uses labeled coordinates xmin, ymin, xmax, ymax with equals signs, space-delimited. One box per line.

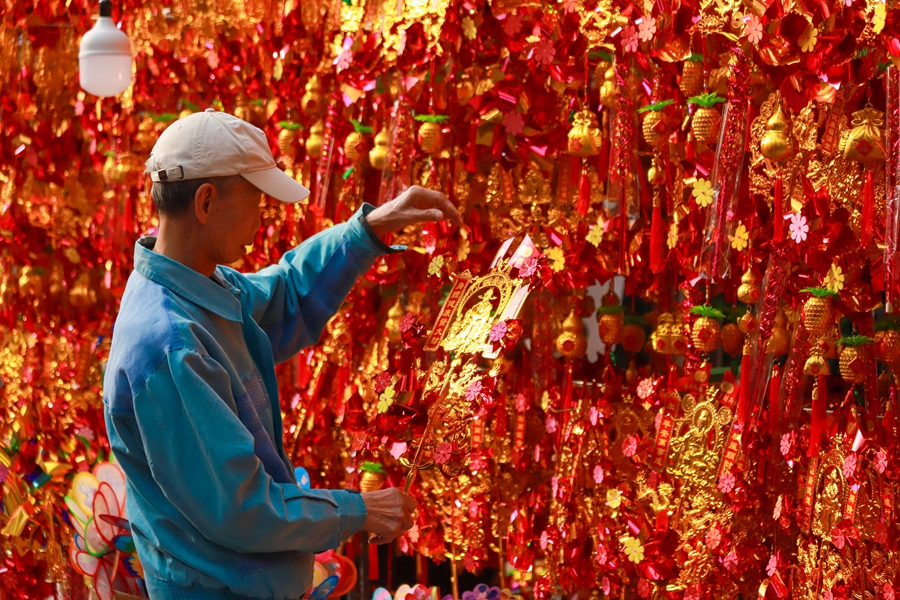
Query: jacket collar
xmin=133 ymin=237 xmax=243 ymax=322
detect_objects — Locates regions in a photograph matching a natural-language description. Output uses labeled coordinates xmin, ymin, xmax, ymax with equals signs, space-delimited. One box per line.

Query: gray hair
xmin=150 ymin=175 xmax=243 ymax=217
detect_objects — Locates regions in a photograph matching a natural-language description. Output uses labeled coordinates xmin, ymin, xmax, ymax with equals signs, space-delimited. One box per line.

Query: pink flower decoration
xmin=842 ymin=453 xmax=857 ymax=479
xmin=877 ymin=522 xmax=888 ymax=545
xmin=766 ymin=555 xmax=778 ymax=577
xmin=434 ymin=442 xmax=452 ymax=464
xmin=545 ymin=415 xmax=558 ymax=433
xmin=515 ymin=393 xmax=528 ymax=412
xmin=596 ymin=545 xmax=608 ymax=565
xmin=885 ymin=582 xmax=895 ymax=600
xmin=637 ymin=378 xmax=654 ymax=399
xmin=465 ymin=380 xmax=484 ymax=403
xmin=780 ymin=433 xmax=792 ymax=457
xmin=399 ymin=313 xmax=416 ymax=333
xmin=723 ymin=552 xmax=738 ymax=571
xmin=623 ymin=436 xmax=639 ymax=457
xmin=489 ymin=320 xmax=508 ymax=343
xmin=374 ymin=371 xmax=392 ymax=394
xmin=533 ymin=39 xmax=556 ymax=65
xmin=503 ymin=111 xmax=525 ymax=136
xmin=718 ymin=472 xmax=736 ymax=494
xmin=518 ymin=257 xmax=538 ymax=278
xmin=743 ymin=15 xmax=763 ymax=44
xmin=503 ymin=13 xmax=523 ymax=36
xmin=593 ymin=464 xmax=604 ymax=484
xmin=824 ymin=590 xmax=834 ymax=600
xmin=334 ymin=48 xmax=353 ymax=72
xmin=638 ymin=16 xmax=657 ymax=42
xmin=637 ymin=579 xmax=651 ymax=599
xmin=832 ymin=526 xmax=847 ymax=549
xmin=622 ymin=25 xmax=639 ymax=53
xmin=539 ymin=530 xmax=549 ymax=550
xmin=705 ymin=527 xmax=722 ymax=549
xmin=469 ymin=452 xmax=487 ymax=472
xmin=684 ymin=585 xmax=701 ymax=600
xmin=789 ymin=213 xmax=809 ymax=244
xmin=875 ymin=449 xmax=888 ymax=474
xmin=590 ymin=406 xmax=599 ymax=425
xmin=563 ymin=0 xmax=580 ymax=12
xmin=76 ymin=427 xmax=95 ymax=442
xmin=602 ymin=577 xmax=611 ymax=595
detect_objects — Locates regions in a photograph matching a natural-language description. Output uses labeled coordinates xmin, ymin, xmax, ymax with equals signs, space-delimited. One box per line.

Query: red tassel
xmin=773 ymin=175 xmax=784 ymax=243
xmin=577 ymin=166 xmax=591 ymax=217
xmin=809 ymin=376 xmax=827 ymax=457
xmin=738 ymin=352 xmax=753 ymax=425
xmin=369 ymin=542 xmax=380 ymax=580
xmin=466 ymin=123 xmax=478 ymax=173
xmin=650 ymin=202 xmax=665 ymax=274
xmin=862 ymin=168 xmax=875 ymax=247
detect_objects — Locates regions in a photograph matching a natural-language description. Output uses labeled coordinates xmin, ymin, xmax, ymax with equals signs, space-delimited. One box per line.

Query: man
xmin=103 ymin=109 xmax=462 ymax=600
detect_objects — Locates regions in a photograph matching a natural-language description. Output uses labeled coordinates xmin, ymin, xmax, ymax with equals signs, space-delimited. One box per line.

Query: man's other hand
xmin=364 ymin=185 xmax=464 ymax=237
xmin=361 ymin=487 xmax=417 ymax=545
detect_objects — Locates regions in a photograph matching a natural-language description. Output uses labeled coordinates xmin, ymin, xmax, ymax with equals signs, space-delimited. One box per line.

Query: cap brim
xmin=241 ymin=167 xmax=310 ymax=203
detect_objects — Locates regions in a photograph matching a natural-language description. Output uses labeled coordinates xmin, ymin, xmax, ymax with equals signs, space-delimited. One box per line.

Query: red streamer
xmin=862 ymin=168 xmax=875 ymax=247
xmin=808 ymin=376 xmax=827 ymax=457
xmin=773 ymin=174 xmax=784 ymax=243
xmin=650 ymin=202 xmax=665 ymax=274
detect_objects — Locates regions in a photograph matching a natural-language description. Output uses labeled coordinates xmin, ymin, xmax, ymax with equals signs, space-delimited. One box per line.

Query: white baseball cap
xmin=146 ymin=108 xmax=309 ymax=203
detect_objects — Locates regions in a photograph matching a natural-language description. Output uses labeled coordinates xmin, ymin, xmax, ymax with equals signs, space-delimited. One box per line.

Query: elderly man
xmin=103 ymin=109 xmax=462 ymax=600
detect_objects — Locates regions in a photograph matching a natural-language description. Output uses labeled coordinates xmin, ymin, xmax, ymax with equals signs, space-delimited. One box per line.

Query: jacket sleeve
xmin=221 ymin=203 xmax=403 ymax=365
xmin=133 ymin=348 xmax=367 ymax=554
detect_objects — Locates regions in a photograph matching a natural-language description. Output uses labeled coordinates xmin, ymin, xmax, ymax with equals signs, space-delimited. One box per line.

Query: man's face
xmin=201 ymin=177 xmax=264 ymax=265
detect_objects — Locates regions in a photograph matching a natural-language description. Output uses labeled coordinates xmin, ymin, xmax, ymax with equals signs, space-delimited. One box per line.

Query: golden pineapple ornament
xmin=567 ymin=109 xmax=602 ymax=157
xmin=556 ymin=310 xmax=587 ymax=359
xmin=688 ymin=92 xmax=725 ymax=145
xmin=800 ymin=288 xmax=837 ymax=337
xmin=721 ymin=323 xmax=743 ymax=357
xmin=414 ymin=115 xmax=449 ymax=156
xmin=679 ymin=58 xmax=704 ymax=98
xmin=760 ymin=102 xmax=793 ymax=163
xmin=876 ymin=328 xmax=900 ymax=367
xmin=597 ymin=291 xmax=624 ymax=346
xmin=306 ymin=120 xmax=324 ymax=160
xmin=344 ymin=120 xmax=373 ymax=164
xmin=689 ymin=305 xmax=725 ymax=353
xmin=359 ymin=462 xmax=387 ymax=492
xmin=838 ymin=335 xmax=874 ymax=383
xmin=639 ymin=100 xmax=674 ymax=147
xmin=369 ymin=129 xmax=391 ymax=170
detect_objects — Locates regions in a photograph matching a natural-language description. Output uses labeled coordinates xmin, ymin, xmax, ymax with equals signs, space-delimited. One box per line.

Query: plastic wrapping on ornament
xmin=776 ymin=314 xmax=811 ymax=456
xmin=700 ymin=99 xmax=751 ymax=283
xmin=312 ymin=102 xmax=339 ymax=214
xmin=376 ymin=95 xmax=416 ymax=206
xmin=886 ymin=67 xmax=900 ymax=309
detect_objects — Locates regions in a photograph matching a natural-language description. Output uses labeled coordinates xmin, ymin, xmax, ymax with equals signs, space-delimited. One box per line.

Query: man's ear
xmin=194 ymin=183 xmax=216 ymax=224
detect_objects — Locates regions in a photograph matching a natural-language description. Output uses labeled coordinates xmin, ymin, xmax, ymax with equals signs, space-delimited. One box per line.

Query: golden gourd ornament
xmin=737 ymin=268 xmax=760 ymax=305
xmin=369 ymin=129 xmax=390 ymax=170
xmin=599 ymin=64 xmax=617 ymax=108
xmin=646 ymin=157 xmax=665 ymax=186
xmin=344 ymin=132 xmax=367 ymax=164
xmin=556 ymin=310 xmax=587 ymax=359
xmin=301 ymin=77 xmax=325 ymax=117
xmin=760 ymin=102 xmax=793 ymax=163
xmin=277 ymin=123 xmax=299 ymax=165
xmin=305 ymin=120 xmax=324 ymax=160
xmin=840 ymin=103 xmax=886 ymax=164
xmin=567 ymin=109 xmax=602 ymax=157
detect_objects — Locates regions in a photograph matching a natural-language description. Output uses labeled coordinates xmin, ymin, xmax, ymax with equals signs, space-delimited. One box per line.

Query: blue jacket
xmin=104 ymin=205 xmax=400 ymax=600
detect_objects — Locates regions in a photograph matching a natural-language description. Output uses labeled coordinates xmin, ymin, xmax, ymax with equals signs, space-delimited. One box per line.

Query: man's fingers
xmin=410 ymin=186 xmax=463 ymax=226
xmin=420 ymin=208 xmax=445 ymax=222
xmin=369 ymin=534 xmax=390 ymax=545
xmin=402 ymin=494 xmax=418 ymax=512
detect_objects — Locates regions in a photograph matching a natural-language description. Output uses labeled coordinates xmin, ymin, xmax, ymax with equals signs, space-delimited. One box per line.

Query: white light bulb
xmin=78 ymin=1 xmax=133 ymax=98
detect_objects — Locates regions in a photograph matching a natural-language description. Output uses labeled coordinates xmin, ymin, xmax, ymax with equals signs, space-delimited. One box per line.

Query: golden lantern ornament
xmin=414 ymin=114 xmax=449 ymax=156
xmin=567 ymin=109 xmax=602 ymax=157
xmin=838 ymin=335 xmax=874 ymax=383
xmin=359 ymin=462 xmax=387 ymax=492
xmin=639 ymin=100 xmax=674 ymax=147
xmin=721 ymin=323 xmax=743 ymax=357
xmin=556 ymin=310 xmax=587 ymax=359
xmin=689 ymin=305 xmax=725 ymax=354
xmin=369 ymin=129 xmax=391 ymax=170
xmin=597 ymin=291 xmax=624 ymax=346
xmin=344 ymin=119 xmax=372 ymax=164
xmin=679 ymin=57 xmax=704 ymax=98
xmin=687 ymin=92 xmax=725 ymax=145
xmin=306 ymin=120 xmax=324 ymax=160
